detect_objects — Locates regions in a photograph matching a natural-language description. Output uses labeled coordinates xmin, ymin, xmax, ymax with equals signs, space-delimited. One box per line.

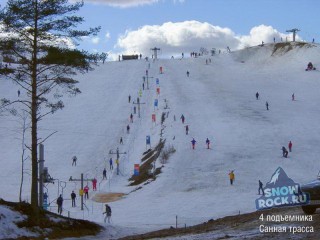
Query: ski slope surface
xmin=1 ymin=42 xmax=320 ymax=239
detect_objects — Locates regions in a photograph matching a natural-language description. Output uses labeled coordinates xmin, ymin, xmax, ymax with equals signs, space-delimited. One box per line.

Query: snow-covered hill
xmin=1 ymin=42 xmax=320 ymax=239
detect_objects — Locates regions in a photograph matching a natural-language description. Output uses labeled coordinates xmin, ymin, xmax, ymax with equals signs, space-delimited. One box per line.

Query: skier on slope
xmin=206 ymin=138 xmax=210 ymax=149
xmin=71 ymin=191 xmax=76 ymax=207
xmin=180 ymin=114 xmax=185 ymax=124
xmin=92 ymin=178 xmax=97 ymax=191
xmin=185 ymin=125 xmax=189 ymax=135
xmin=57 ymin=194 xmax=63 ymax=214
xmin=109 ymin=158 xmax=113 ymax=170
xmin=229 ymin=171 xmax=235 ymax=185
xmin=306 ymin=62 xmax=315 ymax=71
xmin=256 ymin=92 xmax=259 ymax=100
xmin=103 ymin=204 xmax=112 ymax=223
xmin=72 ymin=156 xmax=77 ymax=166
xmin=103 ymin=168 xmax=107 ymax=179
xmin=281 ymin=146 xmax=288 ymax=158
xmin=191 ymin=138 xmax=196 ymax=149
xmin=84 ymin=185 xmax=89 ymax=199
xmin=288 ymin=141 xmax=293 ymax=152
xmin=258 ymin=180 xmax=264 ymax=195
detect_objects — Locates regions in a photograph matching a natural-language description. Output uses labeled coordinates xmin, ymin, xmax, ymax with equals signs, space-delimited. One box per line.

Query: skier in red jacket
xmin=84 ymin=185 xmax=89 ymax=199
xmin=288 ymin=141 xmax=292 ymax=152
xmin=92 ymin=178 xmax=97 ymax=191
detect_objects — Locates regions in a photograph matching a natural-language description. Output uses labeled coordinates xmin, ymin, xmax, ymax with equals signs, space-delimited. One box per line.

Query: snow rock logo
xmin=255 ymin=167 xmax=310 ymax=210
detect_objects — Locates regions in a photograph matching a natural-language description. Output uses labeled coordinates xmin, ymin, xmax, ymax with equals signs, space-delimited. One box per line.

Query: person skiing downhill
xmin=109 ymin=158 xmax=113 ymax=170
xmin=186 ymin=71 xmax=190 ymax=77
xmin=229 ymin=171 xmax=235 ymax=185
xmin=292 ymin=93 xmax=295 ymax=101
xmin=282 ymin=146 xmax=288 ymax=158
xmin=256 ymin=92 xmax=259 ymax=100
xmin=288 ymin=141 xmax=293 ymax=152
xmin=191 ymin=138 xmax=196 ymax=149
xmin=130 ymin=113 xmax=133 ymax=123
xmin=103 ymin=168 xmax=107 ymax=179
xmin=185 ymin=125 xmax=189 ymax=135
xmin=72 ymin=156 xmax=77 ymax=166
xmin=258 ymin=180 xmax=264 ymax=195
xmin=127 ymin=124 xmax=130 ymax=133
xmin=206 ymin=138 xmax=210 ymax=149
xmin=180 ymin=114 xmax=185 ymax=124
xmin=266 ymin=101 xmax=269 ymax=110
xmin=103 ymin=204 xmax=112 ymax=223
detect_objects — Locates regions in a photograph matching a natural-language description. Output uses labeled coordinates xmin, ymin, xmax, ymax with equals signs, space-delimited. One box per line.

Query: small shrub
xmin=160 ymin=145 xmax=176 ymax=164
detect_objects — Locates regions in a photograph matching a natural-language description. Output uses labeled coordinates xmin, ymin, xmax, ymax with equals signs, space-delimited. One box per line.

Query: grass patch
xmin=160 ymin=144 xmax=176 ymax=164
xmin=0 ymin=199 xmax=103 ymax=239
xmin=271 ymin=42 xmax=313 ymax=56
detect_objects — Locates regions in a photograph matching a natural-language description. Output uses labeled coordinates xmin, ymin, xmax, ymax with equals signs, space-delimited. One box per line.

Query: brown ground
xmin=92 ymin=192 xmax=126 ymax=203
xmin=120 ymin=207 xmax=320 ymax=240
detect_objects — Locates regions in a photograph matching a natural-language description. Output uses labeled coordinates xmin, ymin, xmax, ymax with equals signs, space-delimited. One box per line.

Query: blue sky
xmin=1 ymin=0 xmax=319 ymax=59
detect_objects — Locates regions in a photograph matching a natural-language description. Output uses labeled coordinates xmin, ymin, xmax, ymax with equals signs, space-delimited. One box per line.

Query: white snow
xmin=1 ymin=42 xmax=320 ymax=239
xmin=0 ymin=205 xmax=38 ymax=239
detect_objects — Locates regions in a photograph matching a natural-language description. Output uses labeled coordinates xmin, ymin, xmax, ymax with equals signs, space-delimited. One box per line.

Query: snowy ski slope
xmin=1 ymin=42 xmax=320 ymax=238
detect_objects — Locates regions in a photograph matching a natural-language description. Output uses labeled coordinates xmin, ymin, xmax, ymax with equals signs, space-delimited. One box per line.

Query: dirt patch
xmin=92 ymin=192 xmax=126 ymax=203
xmin=128 ymin=140 xmax=165 ymax=186
xmin=271 ymin=42 xmax=313 ymax=56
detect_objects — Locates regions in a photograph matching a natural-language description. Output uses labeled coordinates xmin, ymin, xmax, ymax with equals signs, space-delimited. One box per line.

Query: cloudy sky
xmin=0 ymin=0 xmax=319 ymax=59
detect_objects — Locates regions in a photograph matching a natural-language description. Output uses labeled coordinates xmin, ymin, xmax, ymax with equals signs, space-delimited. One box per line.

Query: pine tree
xmin=0 ymin=0 xmax=100 ymax=217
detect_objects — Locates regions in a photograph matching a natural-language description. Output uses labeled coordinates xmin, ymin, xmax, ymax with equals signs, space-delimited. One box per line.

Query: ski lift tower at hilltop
xmin=286 ymin=28 xmax=300 ymax=42
xmin=150 ymin=47 xmax=161 ymax=60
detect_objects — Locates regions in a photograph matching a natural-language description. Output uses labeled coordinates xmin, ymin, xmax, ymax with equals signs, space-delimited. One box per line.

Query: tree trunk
xmin=31 ymin=0 xmax=39 ymax=217
xmin=19 ymin=117 xmax=27 ymax=202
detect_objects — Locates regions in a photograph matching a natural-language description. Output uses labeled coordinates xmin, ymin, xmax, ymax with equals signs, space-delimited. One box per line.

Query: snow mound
xmin=0 ymin=205 xmax=38 ymax=239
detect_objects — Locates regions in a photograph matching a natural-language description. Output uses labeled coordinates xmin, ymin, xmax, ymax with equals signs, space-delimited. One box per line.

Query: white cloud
xmin=115 ymin=21 xmax=300 ymax=56
xmin=238 ymin=25 xmax=294 ymax=48
xmin=82 ymin=0 xmax=159 ymax=8
xmin=91 ymin=37 xmax=100 ymax=44
xmin=116 ymin=21 xmax=240 ymax=55
xmin=80 ymin=0 xmax=184 ymax=7
xmin=105 ymin=32 xmax=111 ymax=40
xmin=0 ymin=23 xmax=76 ymax=49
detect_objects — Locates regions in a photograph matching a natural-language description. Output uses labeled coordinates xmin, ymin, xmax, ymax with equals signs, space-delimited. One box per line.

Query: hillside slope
xmin=1 ymin=42 xmax=320 ymax=238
